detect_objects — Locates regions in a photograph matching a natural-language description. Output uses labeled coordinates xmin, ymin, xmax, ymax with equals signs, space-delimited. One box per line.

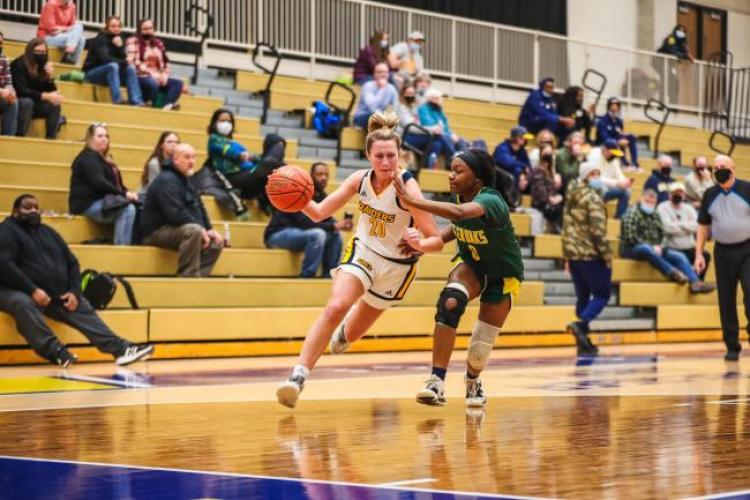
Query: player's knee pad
xmin=467 ymin=320 xmax=501 ymax=373
xmin=434 ymin=283 xmax=469 ymax=329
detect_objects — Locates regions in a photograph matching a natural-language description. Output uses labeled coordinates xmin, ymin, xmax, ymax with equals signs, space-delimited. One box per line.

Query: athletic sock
xmin=292 ymin=364 xmax=310 ymax=380
xmin=466 ymin=370 xmax=478 ymax=381
xmin=431 ymin=366 xmax=447 ymax=381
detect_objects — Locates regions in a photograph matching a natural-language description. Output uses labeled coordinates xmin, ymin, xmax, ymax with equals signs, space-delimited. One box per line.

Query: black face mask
xmin=404 ymin=96 xmax=416 ymax=104
xmin=34 ymin=53 xmax=48 ymax=67
xmin=428 ymin=102 xmax=442 ymax=111
xmin=17 ymin=212 xmax=41 ymax=229
xmin=715 ymin=168 xmax=733 ymax=184
xmin=660 ymin=167 xmax=672 ymax=176
xmin=671 ymin=193 xmax=683 ymax=204
xmin=541 ymin=154 xmax=553 ymax=163
xmin=141 ymin=34 xmax=153 ymax=41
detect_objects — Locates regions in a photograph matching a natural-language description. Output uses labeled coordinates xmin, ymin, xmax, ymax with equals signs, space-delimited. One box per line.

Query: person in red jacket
xmin=36 ymin=0 xmax=85 ymax=65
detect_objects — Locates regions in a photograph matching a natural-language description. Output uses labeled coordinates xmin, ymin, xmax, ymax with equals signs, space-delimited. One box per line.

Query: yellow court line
xmin=0 ymin=377 xmax=114 ymax=395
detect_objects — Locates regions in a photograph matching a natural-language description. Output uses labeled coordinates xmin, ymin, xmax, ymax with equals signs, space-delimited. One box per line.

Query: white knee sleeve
xmin=467 ymin=320 xmax=501 ymax=373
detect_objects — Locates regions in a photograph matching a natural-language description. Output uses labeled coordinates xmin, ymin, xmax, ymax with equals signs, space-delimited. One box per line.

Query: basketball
xmin=265 ymin=166 xmax=315 ymax=212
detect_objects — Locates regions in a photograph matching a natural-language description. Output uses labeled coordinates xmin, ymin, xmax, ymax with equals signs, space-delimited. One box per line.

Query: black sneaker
xmin=568 ymin=321 xmax=598 ymax=356
xmin=276 ymin=375 xmax=305 ymax=408
xmin=725 ymin=351 xmax=740 ymax=362
xmin=54 ymin=348 xmax=78 ymax=368
xmin=115 ymin=344 xmax=154 ymax=366
xmin=60 ymin=52 xmax=76 ymax=65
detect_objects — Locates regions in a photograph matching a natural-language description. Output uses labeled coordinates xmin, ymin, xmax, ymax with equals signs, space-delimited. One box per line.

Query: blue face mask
xmin=640 ymin=203 xmax=655 ymax=215
xmin=587 ymin=178 xmax=604 ymax=191
xmin=409 ymin=42 xmax=421 ymax=52
xmin=542 ymin=91 xmax=552 ymax=98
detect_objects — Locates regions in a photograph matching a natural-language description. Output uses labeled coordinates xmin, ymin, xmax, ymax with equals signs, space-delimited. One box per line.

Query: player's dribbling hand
xmin=402 ymin=227 xmax=422 ymax=252
xmin=398 ymin=237 xmax=423 ymax=258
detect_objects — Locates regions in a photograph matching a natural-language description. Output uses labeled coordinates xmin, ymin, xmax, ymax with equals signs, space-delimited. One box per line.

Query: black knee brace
xmin=434 ymin=286 xmax=468 ymax=328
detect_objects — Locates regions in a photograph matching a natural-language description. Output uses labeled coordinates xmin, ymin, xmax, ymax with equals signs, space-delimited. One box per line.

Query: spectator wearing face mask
xmin=353 ymin=30 xmax=391 ymax=86
xmin=658 ymin=24 xmax=695 ymax=63
xmin=37 ymin=0 xmax=86 ymax=65
xmin=620 ymin=189 xmax=712 ymax=291
xmin=493 ymin=126 xmax=532 ymax=190
xmin=519 ymin=77 xmax=575 ymax=135
xmin=556 ymin=131 xmax=586 ymax=192
xmin=596 ymin=97 xmax=639 ymax=170
xmin=581 ymin=139 xmax=634 ymax=219
xmin=657 ymin=182 xmax=713 ymax=282
xmin=0 ymin=31 xmax=30 ymax=137
xmin=390 ymin=31 xmax=426 ymax=84
xmin=528 ymin=128 xmax=556 ymax=168
xmin=399 ymin=83 xmax=442 ymax=170
xmin=644 ymin=155 xmax=676 ymax=204
xmin=530 ymin=143 xmax=564 ymax=233
xmin=685 ymin=156 xmax=714 ymax=208
xmin=418 ymin=88 xmax=467 ymax=165
xmin=413 ymin=72 xmax=431 ymax=105
xmin=353 ymin=62 xmax=399 ymax=129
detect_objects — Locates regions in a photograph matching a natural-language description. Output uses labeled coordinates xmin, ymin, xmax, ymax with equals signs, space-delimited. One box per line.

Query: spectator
xmin=657 ymin=181 xmax=712 ymax=282
xmin=644 ymin=154 xmax=676 ymax=204
xmin=141 ymin=130 xmax=180 ymax=191
xmin=493 ymin=126 xmax=532 ymax=190
xmin=695 ymin=155 xmax=750 ymax=360
xmin=685 ymin=156 xmax=714 ymax=208
xmin=528 ymin=128 xmax=555 ymax=167
xmin=206 ymin=108 xmax=286 ymax=200
xmin=530 ymin=144 xmax=564 ymax=233
xmin=264 ymin=163 xmax=353 ymax=278
xmin=353 ymin=62 xmax=399 ymax=128
xmin=390 ymin=31 xmax=426 ymax=84
xmin=353 ymin=30 xmax=390 ymax=86
xmin=142 ymin=144 xmax=223 ymax=277
xmin=0 ymin=194 xmax=154 ymax=367
xmin=596 ymin=97 xmax=639 ymax=169
xmin=399 ymin=82 xmax=435 ymax=169
xmin=519 ymin=77 xmax=575 ymax=134
xmin=555 ymin=131 xmax=585 ymax=192
xmin=556 ymin=85 xmax=594 ymax=143
xmin=0 ymin=31 xmax=29 ymax=137
xmin=36 ymin=0 xmax=85 ymax=65
xmin=126 ymin=19 xmax=183 ymax=110
xmin=413 ymin=72 xmax=431 ymax=104
xmin=83 ymin=16 xmax=144 ymax=106
xmin=418 ymin=88 xmax=467 ymax=165
xmin=657 ymin=25 xmax=695 ymax=62
xmin=68 ymin=123 xmax=138 ymax=245
xmin=10 ymin=38 xmax=63 ymax=139
xmin=620 ymin=189 xmax=713 ymax=292
xmin=582 ymin=139 xmax=633 ymax=219
xmin=562 ymin=162 xmax=612 ymax=356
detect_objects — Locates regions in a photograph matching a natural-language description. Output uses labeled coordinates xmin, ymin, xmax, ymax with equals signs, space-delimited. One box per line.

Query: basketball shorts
xmin=453 ymin=259 xmax=522 ymax=304
xmin=334 ymin=238 xmax=418 ymax=310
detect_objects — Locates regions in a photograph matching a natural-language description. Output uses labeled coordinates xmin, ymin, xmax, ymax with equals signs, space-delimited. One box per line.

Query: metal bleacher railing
xmin=1 ymin=0 xmax=737 ymax=122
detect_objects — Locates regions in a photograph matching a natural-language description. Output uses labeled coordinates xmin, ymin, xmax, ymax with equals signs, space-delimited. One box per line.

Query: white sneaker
xmin=115 ymin=344 xmax=154 ymax=366
xmin=416 ymin=374 xmax=446 ymax=406
xmin=329 ymin=323 xmax=351 ymax=354
xmin=276 ymin=375 xmax=305 ymax=409
xmin=464 ymin=375 xmax=487 ymax=408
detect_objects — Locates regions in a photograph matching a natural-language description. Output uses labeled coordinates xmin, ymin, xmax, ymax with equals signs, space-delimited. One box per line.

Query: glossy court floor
xmin=2 ymin=343 xmax=750 ymax=499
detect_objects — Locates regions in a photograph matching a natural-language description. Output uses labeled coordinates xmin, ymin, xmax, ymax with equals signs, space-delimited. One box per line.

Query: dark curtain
xmin=374 ymin=0 xmax=567 ymax=35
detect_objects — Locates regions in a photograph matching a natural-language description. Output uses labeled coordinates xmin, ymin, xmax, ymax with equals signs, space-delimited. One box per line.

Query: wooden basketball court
xmin=1 ymin=343 xmax=750 ymax=499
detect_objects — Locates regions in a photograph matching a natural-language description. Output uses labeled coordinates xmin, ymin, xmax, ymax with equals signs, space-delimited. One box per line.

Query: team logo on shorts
xmin=356 ymin=258 xmax=373 ymax=271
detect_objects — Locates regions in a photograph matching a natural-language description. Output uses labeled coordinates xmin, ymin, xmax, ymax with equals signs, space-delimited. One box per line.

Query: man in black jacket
xmin=142 ymin=144 xmax=223 ymax=277
xmin=264 ymin=162 xmax=352 ymax=278
xmin=0 ymin=194 xmax=154 ymax=367
xmin=82 ymin=16 xmax=143 ymax=105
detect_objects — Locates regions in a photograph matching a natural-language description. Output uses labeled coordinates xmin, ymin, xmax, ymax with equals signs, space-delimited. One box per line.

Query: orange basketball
xmin=266 ymin=165 xmax=315 ymax=212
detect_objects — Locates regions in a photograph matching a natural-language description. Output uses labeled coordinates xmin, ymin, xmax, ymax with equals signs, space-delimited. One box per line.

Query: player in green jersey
xmin=393 ymin=149 xmax=524 ymax=408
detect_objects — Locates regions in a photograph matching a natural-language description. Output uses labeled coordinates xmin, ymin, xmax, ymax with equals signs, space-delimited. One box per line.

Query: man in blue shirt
xmin=493 ymin=126 xmax=532 ymax=188
xmin=597 ymin=97 xmax=639 ymax=169
xmin=519 ymin=77 xmax=575 ymax=134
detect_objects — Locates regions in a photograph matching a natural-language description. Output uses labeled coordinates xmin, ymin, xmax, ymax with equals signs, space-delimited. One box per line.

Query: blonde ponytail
xmin=365 ymin=111 xmax=401 ymax=153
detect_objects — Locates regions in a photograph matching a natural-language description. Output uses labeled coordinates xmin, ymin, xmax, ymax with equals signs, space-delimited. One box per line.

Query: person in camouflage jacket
xmin=561 ymin=162 xmax=612 ymax=356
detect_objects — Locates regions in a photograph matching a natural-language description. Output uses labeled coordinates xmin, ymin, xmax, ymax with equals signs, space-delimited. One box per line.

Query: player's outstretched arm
xmin=393 ymin=172 xmax=485 ymax=221
xmin=400 ymin=176 xmax=443 ymax=253
xmin=301 ymin=170 xmax=364 ymax=222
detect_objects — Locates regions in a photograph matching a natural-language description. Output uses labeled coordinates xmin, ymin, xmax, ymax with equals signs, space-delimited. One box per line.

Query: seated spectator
xmin=126 ymin=19 xmax=183 ymax=110
xmin=493 ymin=126 xmax=532 ymax=189
xmin=557 ymin=85 xmax=594 ymax=143
xmin=10 ymin=38 xmax=63 ymax=139
xmin=413 ymin=72 xmax=431 ymax=104
xmin=657 ymin=182 xmax=713 ymax=284
xmin=68 ymin=123 xmax=138 ymax=245
xmin=206 ymin=108 xmax=286 ymax=201
xmin=141 ymin=130 xmax=180 ymax=191
xmin=390 ymin=31 xmax=426 ymax=84
xmin=353 ymin=30 xmax=390 ymax=86
xmin=596 ymin=97 xmax=639 ymax=169
xmin=418 ymin=88 xmax=467 ymax=165
xmin=353 ymin=62 xmax=398 ymax=128
xmin=37 ymin=0 xmax=85 ymax=65
xmin=399 ymin=83 xmax=438 ymax=169
xmin=620 ymin=189 xmax=713 ymax=292
xmin=644 ymin=154 xmax=676 ymax=204
xmin=519 ymin=77 xmax=575 ymax=134
xmin=657 ymin=24 xmax=695 ymax=62
xmin=0 ymin=194 xmax=154 ymax=367
xmin=264 ymin=162 xmax=353 ymax=278
xmin=582 ymin=139 xmax=634 ymax=219
xmin=0 ymin=31 xmax=29 ymax=137
xmin=530 ymin=144 xmax=564 ymax=233
xmin=141 ymin=144 xmax=223 ymax=277
xmin=556 ymin=131 xmax=585 ymax=192
xmin=528 ymin=128 xmax=555 ymax=167
xmin=83 ymin=16 xmax=143 ymax=106
xmin=685 ymin=156 xmax=714 ymax=208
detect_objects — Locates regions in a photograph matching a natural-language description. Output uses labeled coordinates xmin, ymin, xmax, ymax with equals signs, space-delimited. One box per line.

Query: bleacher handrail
xmin=184 ymin=1 xmax=214 ymax=85
xmin=582 ymin=69 xmax=607 ymax=110
xmin=323 ymin=81 xmax=356 ymax=165
xmin=709 ymin=130 xmax=736 ymax=157
xmin=644 ymin=98 xmax=673 ymax=159
xmin=252 ymin=42 xmax=282 ymax=125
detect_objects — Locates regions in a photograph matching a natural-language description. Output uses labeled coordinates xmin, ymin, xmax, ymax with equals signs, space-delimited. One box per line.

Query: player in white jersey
xmin=277 ymin=112 xmax=443 ymax=408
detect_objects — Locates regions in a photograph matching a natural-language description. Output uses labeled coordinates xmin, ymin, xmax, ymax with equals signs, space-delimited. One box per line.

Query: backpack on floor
xmin=81 ymin=270 xmax=139 ymax=310
xmin=311 ymin=100 xmax=344 ymax=138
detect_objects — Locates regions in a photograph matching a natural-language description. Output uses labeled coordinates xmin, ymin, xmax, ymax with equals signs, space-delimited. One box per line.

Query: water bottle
xmin=223 ymin=222 xmax=231 ymax=248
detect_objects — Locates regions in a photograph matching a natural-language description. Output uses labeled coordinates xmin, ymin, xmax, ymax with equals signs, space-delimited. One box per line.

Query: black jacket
xmin=140 ymin=162 xmax=212 ymax=238
xmin=0 ymin=216 xmax=81 ymax=300
xmin=10 ymin=57 xmax=57 ymax=101
xmin=69 ymin=148 xmax=127 ymax=214
xmin=264 ymin=189 xmax=336 ymax=243
xmin=83 ymin=32 xmax=127 ymax=72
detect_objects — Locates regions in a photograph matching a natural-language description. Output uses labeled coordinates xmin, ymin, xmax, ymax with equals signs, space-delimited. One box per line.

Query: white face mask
xmin=409 ymin=42 xmax=421 ymax=52
xmin=216 ymin=121 xmax=233 ymax=136
xmin=675 ymin=30 xmax=685 ymax=39
xmin=380 ymin=40 xmax=389 ymax=49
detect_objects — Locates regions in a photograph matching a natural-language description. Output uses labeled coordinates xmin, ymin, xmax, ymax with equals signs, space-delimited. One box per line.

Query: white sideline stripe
xmin=378 ymin=478 xmax=437 ymax=486
xmin=57 ymin=374 xmax=154 ymax=389
xmin=683 ymin=489 xmax=750 ymax=499
xmin=707 ymin=398 xmax=750 ymax=405
xmin=0 ymin=455 xmax=556 ymax=499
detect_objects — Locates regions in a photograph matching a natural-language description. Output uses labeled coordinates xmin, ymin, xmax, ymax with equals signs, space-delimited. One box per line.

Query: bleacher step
xmin=544 ymin=296 xmax=619 ymax=306
xmin=589 ymin=318 xmax=656 ymax=332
